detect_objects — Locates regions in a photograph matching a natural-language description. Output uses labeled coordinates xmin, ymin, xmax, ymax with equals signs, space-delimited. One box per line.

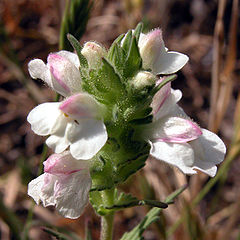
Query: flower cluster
xmin=27 ymin=26 xmax=226 ymax=219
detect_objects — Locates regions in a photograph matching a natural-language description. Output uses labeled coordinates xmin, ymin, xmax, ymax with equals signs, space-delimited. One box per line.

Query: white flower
xmin=28 ymin=152 xmax=92 ymax=219
xmin=138 ymin=29 xmax=189 ymax=75
xmin=144 ymin=79 xmax=226 ymax=177
xmin=27 ymin=93 xmax=108 ymax=160
xmin=28 ymin=50 xmax=81 ymax=97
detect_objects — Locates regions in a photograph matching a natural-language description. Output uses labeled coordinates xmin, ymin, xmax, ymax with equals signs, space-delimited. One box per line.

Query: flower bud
xmin=81 ymin=41 xmax=106 ymax=69
xmin=138 ymin=29 xmax=165 ymax=71
xmin=132 ymin=71 xmax=157 ymax=89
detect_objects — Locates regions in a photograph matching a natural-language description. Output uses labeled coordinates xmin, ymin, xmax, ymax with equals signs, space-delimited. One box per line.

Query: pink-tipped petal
xmin=151 ymin=79 xmax=171 ymax=116
xmin=149 ymin=128 xmax=226 ymax=177
xmin=148 ymin=116 xmax=202 ymax=143
xmin=153 ymin=89 xmax=182 ymax=120
xmin=47 ymin=53 xmax=81 ymax=97
xmin=138 ymin=30 xmax=188 ymax=74
xmin=57 ymin=50 xmax=80 ymax=69
xmin=59 ymin=93 xmax=99 ymax=120
xmin=28 ymin=167 xmax=91 ymax=219
xmin=138 ymin=29 xmax=165 ymax=71
xmin=48 ymin=54 xmax=71 ymax=94
xmin=44 ymin=152 xmax=88 ymax=175
xmin=54 ymin=169 xmax=91 ymax=219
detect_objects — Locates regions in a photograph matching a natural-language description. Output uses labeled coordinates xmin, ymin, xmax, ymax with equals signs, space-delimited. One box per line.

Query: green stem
xmin=101 ymin=213 xmax=114 ymax=240
xmin=59 ymin=0 xmax=70 ymax=50
xmin=100 ymin=189 xmax=115 ymax=240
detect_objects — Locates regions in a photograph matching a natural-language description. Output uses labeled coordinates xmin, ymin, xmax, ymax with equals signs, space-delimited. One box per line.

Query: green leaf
xmin=133 ymin=22 xmax=143 ymax=42
xmin=164 ymin=184 xmax=188 ymax=204
xmin=120 ymin=208 xmax=161 ymax=240
xmin=59 ymin=0 xmax=92 ymax=51
xmin=87 ymin=58 xmax=126 ymax=104
xmin=107 ymin=42 xmax=127 ymax=78
xmin=101 ymin=58 xmax=124 ymax=91
xmin=67 ymin=34 xmax=88 ymax=68
xmin=90 ymin=191 xmax=168 ymax=216
xmin=114 ymin=34 xmax=125 ymax=44
xmin=122 ymin=30 xmax=132 ymax=53
xmin=151 ymin=74 xmax=177 ymax=96
xmin=120 ymin=185 xmax=187 ymax=240
xmin=124 ymin=36 xmax=142 ymax=77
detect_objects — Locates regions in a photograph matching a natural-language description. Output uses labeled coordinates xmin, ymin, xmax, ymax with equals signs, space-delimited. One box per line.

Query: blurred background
xmin=0 ymin=0 xmax=239 ymax=239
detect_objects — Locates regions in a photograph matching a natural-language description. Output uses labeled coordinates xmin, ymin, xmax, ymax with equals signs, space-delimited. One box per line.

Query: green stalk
xmin=101 ymin=213 xmax=114 ymax=240
xmin=59 ymin=0 xmax=70 ymax=51
xmin=100 ymin=189 xmax=115 ymax=240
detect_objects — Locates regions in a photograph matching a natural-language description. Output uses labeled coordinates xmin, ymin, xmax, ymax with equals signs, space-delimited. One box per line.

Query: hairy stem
xmin=101 ymin=212 xmax=114 ymax=240
xmin=100 ymin=189 xmax=115 ymax=240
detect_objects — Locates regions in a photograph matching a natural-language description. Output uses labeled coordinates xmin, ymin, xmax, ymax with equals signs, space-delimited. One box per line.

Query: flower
xmin=27 ymin=93 xmax=108 ymax=160
xmin=144 ymin=79 xmax=226 ymax=177
xmin=28 ymin=152 xmax=92 ymax=219
xmin=138 ymin=29 xmax=189 ymax=75
xmin=28 ymin=50 xmax=81 ymax=97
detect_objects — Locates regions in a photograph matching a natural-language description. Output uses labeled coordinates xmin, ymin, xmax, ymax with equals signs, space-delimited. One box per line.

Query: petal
xmin=138 ymin=29 xmax=166 ymax=71
xmin=41 ymin=173 xmax=58 ymax=207
xmin=150 ymin=141 xmax=197 ymax=174
xmin=151 ymin=80 xmax=171 ymax=116
xmin=57 ymin=50 xmax=80 ymax=69
xmin=153 ymin=89 xmax=182 ymax=120
xmin=28 ymin=174 xmax=45 ymax=204
xmin=54 ymin=170 xmax=91 ymax=219
xmin=27 ymin=102 xmax=61 ymax=136
xmin=46 ymin=127 xmax=70 ymax=154
xmin=153 ymin=51 xmax=189 ymax=75
xmin=47 ymin=53 xmax=81 ymax=97
xmin=189 ymin=129 xmax=226 ymax=177
xmin=67 ymin=119 xmax=108 ymax=160
xmin=28 ymin=173 xmax=57 ymax=207
xmin=44 ymin=152 xmax=89 ymax=175
xmin=60 ymin=93 xmax=100 ymax=120
xmin=138 ymin=29 xmax=188 ymax=74
xmin=28 ymin=59 xmax=53 ymax=87
xmin=149 ymin=116 xmax=202 ymax=143
xmin=45 ymin=114 xmax=70 ymax=153
xmin=46 ymin=134 xmax=69 ymax=154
